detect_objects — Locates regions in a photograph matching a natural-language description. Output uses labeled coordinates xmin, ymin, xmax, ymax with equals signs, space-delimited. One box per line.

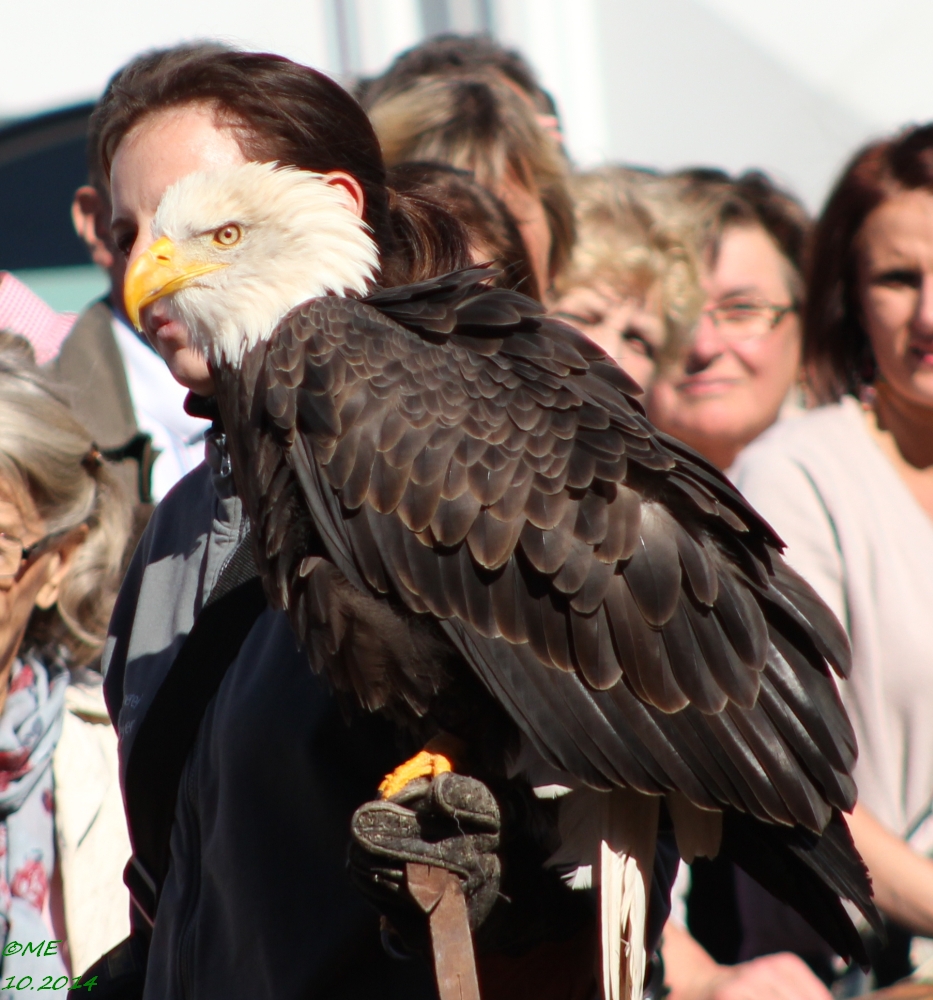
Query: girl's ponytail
xmin=380 ymin=183 xmax=474 ymax=287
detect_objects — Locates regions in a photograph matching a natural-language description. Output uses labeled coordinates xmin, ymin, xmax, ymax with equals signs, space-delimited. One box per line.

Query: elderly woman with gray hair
xmin=0 ymin=335 xmax=132 ymax=989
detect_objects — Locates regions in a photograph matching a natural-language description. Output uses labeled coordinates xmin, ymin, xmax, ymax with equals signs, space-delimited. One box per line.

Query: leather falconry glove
xmin=349 ymin=772 xmax=501 ymax=954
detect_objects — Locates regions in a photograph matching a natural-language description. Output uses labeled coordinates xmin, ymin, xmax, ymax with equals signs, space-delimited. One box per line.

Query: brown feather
xmin=716 ymin=572 xmax=770 ymax=670
xmin=524 ymin=486 xmax=571 ymax=530
xmin=468 ymin=452 xmax=520 ymax=506
xmin=552 ymin=536 xmax=593 ymax=595
xmin=488 ymin=471 xmax=534 ymax=523
xmin=573 ymin=605 xmax=622 ymax=690
xmin=675 ymin=523 xmax=719 ymax=607
xmin=662 ymin=599 xmax=729 ymax=714
xmin=574 ymin=492 xmax=609 ymax=545
xmin=431 ymin=490 xmax=482 ymax=547
xmin=569 ymin=558 xmax=615 ymax=615
xmin=623 ymin=504 xmax=682 ymax=627
xmin=520 ymin=501 xmax=577 ymax=574
xmin=542 ymin=594 xmax=575 ymax=670
xmin=367 ymin=453 xmax=411 ymax=514
xmin=396 ymin=472 xmax=446 ymax=533
xmin=596 ymin=485 xmax=642 ymax=564
xmin=604 ymin=575 xmax=688 ymax=712
xmin=489 ymin=556 xmax=528 ymax=643
xmin=467 ymin=508 xmax=524 ymax=570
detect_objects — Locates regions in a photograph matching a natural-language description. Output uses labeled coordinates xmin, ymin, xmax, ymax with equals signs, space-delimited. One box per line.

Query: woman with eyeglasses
xmin=0 ymin=334 xmax=132 ymax=987
xmin=730 ymin=124 xmax=933 ymax=991
xmin=647 ymin=173 xmax=843 ymax=1000
xmin=645 ymin=170 xmax=810 ymax=472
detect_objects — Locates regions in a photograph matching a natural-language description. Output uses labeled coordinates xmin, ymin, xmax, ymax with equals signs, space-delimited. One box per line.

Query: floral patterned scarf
xmin=0 ymin=653 xmax=68 ymax=994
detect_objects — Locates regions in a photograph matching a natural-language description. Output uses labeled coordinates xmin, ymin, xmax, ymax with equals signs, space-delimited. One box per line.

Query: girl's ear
xmin=33 ymin=526 xmax=89 ymax=610
xmin=322 ymin=172 xmax=366 ymax=219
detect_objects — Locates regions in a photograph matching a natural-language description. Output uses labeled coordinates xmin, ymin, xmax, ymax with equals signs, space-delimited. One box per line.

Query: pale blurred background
xmin=3 ymin=0 xmax=933 ymax=309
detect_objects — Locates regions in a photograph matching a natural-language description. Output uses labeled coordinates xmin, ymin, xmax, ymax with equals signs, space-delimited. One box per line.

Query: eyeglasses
xmin=0 ymin=530 xmax=71 ymax=581
xmin=700 ymin=300 xmax=797 ymax=341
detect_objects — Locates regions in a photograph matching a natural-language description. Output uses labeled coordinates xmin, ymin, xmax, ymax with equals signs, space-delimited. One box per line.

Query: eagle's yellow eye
xmin=213 ymin=224 xmax=242 ymax=247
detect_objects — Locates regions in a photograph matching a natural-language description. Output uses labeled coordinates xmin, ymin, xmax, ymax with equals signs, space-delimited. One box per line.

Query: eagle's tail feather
xmin=543 ymin=786 xmax=660 ymax=998
xmin=600 ymin=840 xmax=647 ymax=1000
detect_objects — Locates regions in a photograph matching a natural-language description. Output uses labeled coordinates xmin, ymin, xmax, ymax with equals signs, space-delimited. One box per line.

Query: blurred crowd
xmin=0 ymin=31 xmax=932 ymax=1000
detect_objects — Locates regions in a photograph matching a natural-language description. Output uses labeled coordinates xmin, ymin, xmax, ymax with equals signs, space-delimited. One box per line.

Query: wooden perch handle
xmin=863 ymin=983 xmax=933 ymax=999
xmin=407 ymin=862 xmax=481 ymax=1000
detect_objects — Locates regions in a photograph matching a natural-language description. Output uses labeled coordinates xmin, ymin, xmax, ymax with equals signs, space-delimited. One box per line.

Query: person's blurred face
xmin=646 ymin=224 xmax=801 ymax=470
xmin=72 ymin=185 xmax=128 ymax=316
xmin=498 ymin=174 xmax=552 ymax=298
xmin=0 ymin=478 xmax=81 ymax=713
xmin=552 ymin=280 xmax=665 ymax=392
xmin=857 ymin=189 xmax=933 ymax=409
xmin=110 ymin=103 xmax=248 ymax=395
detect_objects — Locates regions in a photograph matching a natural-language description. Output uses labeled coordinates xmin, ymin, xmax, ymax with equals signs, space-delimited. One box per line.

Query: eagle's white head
xmin=123 ymin=161 xmax=379 ymax=367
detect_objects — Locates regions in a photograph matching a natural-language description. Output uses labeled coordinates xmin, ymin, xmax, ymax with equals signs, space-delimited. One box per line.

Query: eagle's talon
xmin=379 ymin=750 xmax=453 ymax=799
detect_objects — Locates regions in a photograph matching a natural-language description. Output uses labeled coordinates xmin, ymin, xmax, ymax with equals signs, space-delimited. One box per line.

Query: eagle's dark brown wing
xmin=241 ymin=268 xmax=856 ymax=844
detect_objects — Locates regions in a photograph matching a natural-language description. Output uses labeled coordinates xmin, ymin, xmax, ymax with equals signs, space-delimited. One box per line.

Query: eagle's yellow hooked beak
xmin=124 ymin=236 xmax=227 ymax=331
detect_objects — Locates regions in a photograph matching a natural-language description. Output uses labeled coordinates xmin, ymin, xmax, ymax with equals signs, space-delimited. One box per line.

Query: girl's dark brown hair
xmin=805 ymin=123 xmax=933 ymax=400
xmin=92 ymin=45 xmax=472 ymax=286
xmin=388 ymin=161 xmax=540 ymax=301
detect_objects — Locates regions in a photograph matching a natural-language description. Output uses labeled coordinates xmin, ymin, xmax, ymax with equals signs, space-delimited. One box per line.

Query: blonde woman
xmin=0 ymin=335 xmax=131 ymax=987
xmin=366 ymin=70 xmax=574 ymax=297
xmin=551 ymin=167 xmax=701 ymax=392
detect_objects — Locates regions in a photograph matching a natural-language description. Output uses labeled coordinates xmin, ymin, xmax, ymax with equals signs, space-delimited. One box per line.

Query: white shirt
xmin=110 ymin=315 xmax=207 ymax=501
xmin=53 ymin=671 xmax=130 ymax=975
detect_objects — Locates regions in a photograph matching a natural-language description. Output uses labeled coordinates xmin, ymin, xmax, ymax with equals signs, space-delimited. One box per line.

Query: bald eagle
xmin=125 ymin=161 xmax=876 ymax=999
